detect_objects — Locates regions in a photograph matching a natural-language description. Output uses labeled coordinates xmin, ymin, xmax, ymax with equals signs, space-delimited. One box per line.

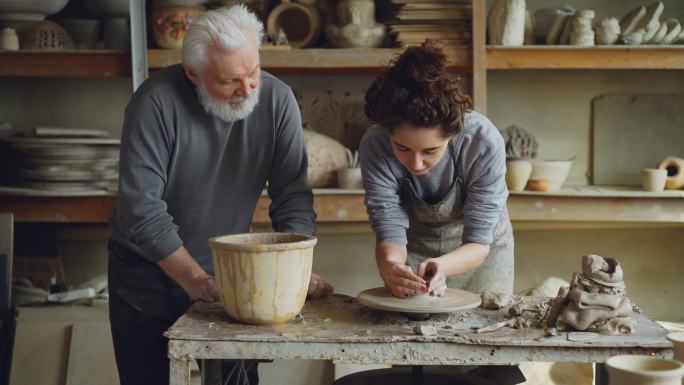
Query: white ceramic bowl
xmin=606 ymin=355 xmax=684 ymax=385
xmin=528 ymin=159 xmax=573 ymax=192
xmin=0 ymin=0 xmax=70 ymax=22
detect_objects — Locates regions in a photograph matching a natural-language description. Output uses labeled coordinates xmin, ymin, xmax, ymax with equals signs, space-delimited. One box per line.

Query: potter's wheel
xmin=357 ymin=287 xmax=481 ymax=314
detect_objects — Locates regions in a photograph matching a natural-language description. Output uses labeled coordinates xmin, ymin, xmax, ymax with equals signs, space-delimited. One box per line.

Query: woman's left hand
xmin=416 ymin=258 xmax=447 ymax=296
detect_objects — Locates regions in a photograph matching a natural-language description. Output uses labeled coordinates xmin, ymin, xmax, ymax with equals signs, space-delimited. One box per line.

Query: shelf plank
xmin=148 ymin=47 xmax=472 ymax=74
xmin=2 ymin=186 xmax=684 ymax=225
xmin=0 ymin=50 xmax=131 ymax=77
xmin=486 ymin=46 xmax=684 ymax=70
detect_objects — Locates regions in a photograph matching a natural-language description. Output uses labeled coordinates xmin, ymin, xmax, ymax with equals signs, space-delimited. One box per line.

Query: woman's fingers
xmin=393 ymin=264 xmax=425 ymax=284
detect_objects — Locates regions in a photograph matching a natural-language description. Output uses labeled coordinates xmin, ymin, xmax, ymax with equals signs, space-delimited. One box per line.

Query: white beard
xmin=197 ymin=82 xmax=261 ymax=123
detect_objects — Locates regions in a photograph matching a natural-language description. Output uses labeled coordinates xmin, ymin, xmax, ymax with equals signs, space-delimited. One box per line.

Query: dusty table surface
xmin=165 ymin=294 xmax=672 ymax=365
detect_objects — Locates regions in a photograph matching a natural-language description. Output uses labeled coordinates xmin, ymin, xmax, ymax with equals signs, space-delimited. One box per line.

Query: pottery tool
xmin=357 ymin=286 xmax=481 ymax=315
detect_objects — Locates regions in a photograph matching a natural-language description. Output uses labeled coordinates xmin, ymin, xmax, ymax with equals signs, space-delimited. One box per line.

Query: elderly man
xmin=108 ymin=5 xmax=330 ymax=385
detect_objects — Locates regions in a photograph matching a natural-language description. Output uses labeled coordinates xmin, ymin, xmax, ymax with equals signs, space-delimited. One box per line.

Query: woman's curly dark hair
xmin=364 ymin=40 xmax=472 ymax=137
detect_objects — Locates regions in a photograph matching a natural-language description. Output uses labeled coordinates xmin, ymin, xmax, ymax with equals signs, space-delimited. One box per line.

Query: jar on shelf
xmin=151 ymin=0 xmax=206 ymax=50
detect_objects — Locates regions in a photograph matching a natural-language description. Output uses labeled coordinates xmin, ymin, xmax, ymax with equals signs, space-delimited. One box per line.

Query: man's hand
xmin=379 ymin=262 xmax=426 ymax=298
xmin=184 ymin=275 xmax=221 ymax=302
xmin=307 ymin=272 xmax=333 ymax=299
xmin=416 ymin=258 xmax=447 ymax=297
xmin=157 ymin=246 xmax=221 ymax=302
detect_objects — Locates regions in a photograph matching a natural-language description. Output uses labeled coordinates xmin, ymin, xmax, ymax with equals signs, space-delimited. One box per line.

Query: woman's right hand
xmin=379 ymin=262 xmax=427 ymax=298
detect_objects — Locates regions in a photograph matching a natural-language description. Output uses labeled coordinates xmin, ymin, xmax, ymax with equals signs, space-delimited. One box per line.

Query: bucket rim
xmin=208 ymin=232 xmax=317 ymax=251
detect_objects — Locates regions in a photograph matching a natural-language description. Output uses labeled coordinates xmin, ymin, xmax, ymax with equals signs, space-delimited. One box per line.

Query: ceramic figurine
xmin=325 ymin=0 xmax=385 ymax=48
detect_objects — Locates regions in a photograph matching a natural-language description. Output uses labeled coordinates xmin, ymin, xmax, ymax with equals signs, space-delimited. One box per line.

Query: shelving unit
xmin=486 ymin=46 xmax=684 ymax=70
xmin=2 ymin=187 xmax=683 ymax=228
xmin=0 ymin=50 xmax=130 ymax=77
xmin=148 ymin=47 xmax=472 ymax=75
xmin=0 ymin=1 xmax=682 ymax=228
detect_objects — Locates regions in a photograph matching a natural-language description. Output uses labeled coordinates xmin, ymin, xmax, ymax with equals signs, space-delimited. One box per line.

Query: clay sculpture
xmin=546 ymin=255 xmax=635 ymax=335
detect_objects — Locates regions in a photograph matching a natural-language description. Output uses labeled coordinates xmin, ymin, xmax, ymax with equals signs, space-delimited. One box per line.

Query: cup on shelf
xmin=640 ymin=168 xmax=667 ymax=192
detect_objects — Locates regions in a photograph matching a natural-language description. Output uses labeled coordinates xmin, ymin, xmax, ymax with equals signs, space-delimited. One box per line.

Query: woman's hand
xmin=379 ymin=262 xmax=427 ymax=298
xmin=417 ymin=258 xmax=447 ymax=297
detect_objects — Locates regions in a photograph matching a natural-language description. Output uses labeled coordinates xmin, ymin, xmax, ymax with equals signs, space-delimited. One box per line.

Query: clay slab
xmin=357 ymin=287 xmax=481 ymax=314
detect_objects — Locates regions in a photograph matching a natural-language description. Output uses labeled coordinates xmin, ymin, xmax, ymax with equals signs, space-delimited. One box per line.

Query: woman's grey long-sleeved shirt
xmin=359 ymin=111 xmax=508 ymax=246
xmin=109 ymin=65 xmax=315 ymax=274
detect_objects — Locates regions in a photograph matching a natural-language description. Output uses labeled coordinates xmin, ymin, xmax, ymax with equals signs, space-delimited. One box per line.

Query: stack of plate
xmin=3 ymin=127 xmax=120 ymax=193
xmin=384 ymin=0 xmax=472 ymax=47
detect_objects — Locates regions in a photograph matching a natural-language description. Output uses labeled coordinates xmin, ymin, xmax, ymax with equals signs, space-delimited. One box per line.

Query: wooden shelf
xmin=486 ymin=46 xmax=684 ymax=70
xmin=1 ymin=186 xmax=683 ymax=225
xmin=148 ymin=47 xmax=472 ymax=74
xmin=0 ymin=50 xmax=131 ymax=77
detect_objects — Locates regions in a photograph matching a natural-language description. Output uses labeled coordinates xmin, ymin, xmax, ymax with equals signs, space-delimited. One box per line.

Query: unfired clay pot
xmin=668 ymin=332 xmax=684 ymax=363
xmin=641 ymin=168 xmax=667 ymax=192
xmin=505 ymin=159 xmax=532 ymax=192
xmin=606 ymin=355 xmax=684 ymax=385
xmin=209 ymin=232 xmax=317 ymax=325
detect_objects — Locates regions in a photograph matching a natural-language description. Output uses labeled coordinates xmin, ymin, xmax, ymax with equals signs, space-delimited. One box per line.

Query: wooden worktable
xmin=165 ymin=294 xmax=672 ymax=385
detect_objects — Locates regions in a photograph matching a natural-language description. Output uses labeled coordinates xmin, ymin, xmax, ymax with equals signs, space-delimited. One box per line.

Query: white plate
xmin=357 ymin=287 xmax=481 ymax=314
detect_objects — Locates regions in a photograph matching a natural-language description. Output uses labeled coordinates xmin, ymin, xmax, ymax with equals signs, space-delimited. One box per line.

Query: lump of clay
xmin=413 ymin=324 xmax=437 ymax=336
xmin=481 ymin=291 xmax=512 ymax=310
xmin=488 ymin=0 xmax=526 ymax=46
xmin=304 ymin=129 xmax=349 ymax=187
xmin=582 ymin=254 xmax=623 ymax=287
xmin=546 ymin=254 xmax=634 ymax=335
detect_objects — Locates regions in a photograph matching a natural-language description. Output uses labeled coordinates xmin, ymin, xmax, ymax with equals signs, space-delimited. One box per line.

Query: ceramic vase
xmin=0 ymin=27 xmax=19 ymax=50
xmin=658 ymin=157 xmax=684 ymax=190
xmin=337 ymin=168 xmax=363 ymax=189
xmin=668 ymin=332 xmax=684 ymax=363
xmin=151 ymin=5 xmax=205 ymax=50
xmin=209 ymin=233 xmax=316 ymax=324
xmin=641 ymin=168 xmax=667 ymax=192
xmin=505 ymin=159 xmax=532 ymax=192
xmin=606 ymin=355 xmax=684 ymax=385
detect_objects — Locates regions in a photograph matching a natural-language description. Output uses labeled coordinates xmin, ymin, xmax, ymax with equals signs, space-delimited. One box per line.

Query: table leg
xmin=169 ymin=354 xmax=192 ymax=385
xmin=595 ymin=363 xmax=609 ymax=385
xmin=201 ymin=360 xmax=222 ymax=385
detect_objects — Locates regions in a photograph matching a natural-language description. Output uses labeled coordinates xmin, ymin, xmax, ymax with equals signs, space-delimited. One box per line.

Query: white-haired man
xmin=108 ymin=5 xmax=331 ymax=385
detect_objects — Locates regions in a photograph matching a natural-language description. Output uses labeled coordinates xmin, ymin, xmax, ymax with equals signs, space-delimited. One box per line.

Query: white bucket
xmin=209 ymin=232 xmax=317 ymax=325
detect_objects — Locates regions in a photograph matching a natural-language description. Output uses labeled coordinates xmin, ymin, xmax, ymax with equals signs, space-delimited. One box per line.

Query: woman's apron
xmin=400 ymin=163 xmax=515 ymax=294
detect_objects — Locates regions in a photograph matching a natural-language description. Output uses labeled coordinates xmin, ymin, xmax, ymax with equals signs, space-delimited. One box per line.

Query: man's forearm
xmin=157 ymin=246 xmax=209 ymax=287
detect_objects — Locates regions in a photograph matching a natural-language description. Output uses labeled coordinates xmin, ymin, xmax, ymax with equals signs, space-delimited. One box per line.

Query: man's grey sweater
xmin=110 ymin=64 xmax=315 ymax=274
xmin=359 ymin=111 xmax=508 ymax=246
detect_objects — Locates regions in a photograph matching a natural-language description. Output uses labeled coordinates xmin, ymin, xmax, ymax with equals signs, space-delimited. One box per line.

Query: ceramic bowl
xmin=641 ymin=168 xmax=667 ymax=192
xmin=527 ymin=159 xmax=573 ymax=192
xmin=151 ymin=5 xmax=205 ymax=50
xmin=606 ymin=355 xmax=684 ymax=385
xmin=0 ymin=0 xmax=70 ymax=22
xmin=209 ymin=233 xmax=317 ymax=325
xmin=668 ymin=332 xmax=684 ymax=363
xmin=337 ymin=168 xmax=363 ymax=189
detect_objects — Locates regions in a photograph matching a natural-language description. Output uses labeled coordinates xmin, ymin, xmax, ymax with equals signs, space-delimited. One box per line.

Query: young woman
xmin=360 ymin=41 xmax=513 ymax=298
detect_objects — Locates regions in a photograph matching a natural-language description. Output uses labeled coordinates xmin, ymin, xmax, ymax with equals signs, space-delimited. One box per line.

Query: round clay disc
xmin=357 ymin=287 xmax=482 ymax=314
